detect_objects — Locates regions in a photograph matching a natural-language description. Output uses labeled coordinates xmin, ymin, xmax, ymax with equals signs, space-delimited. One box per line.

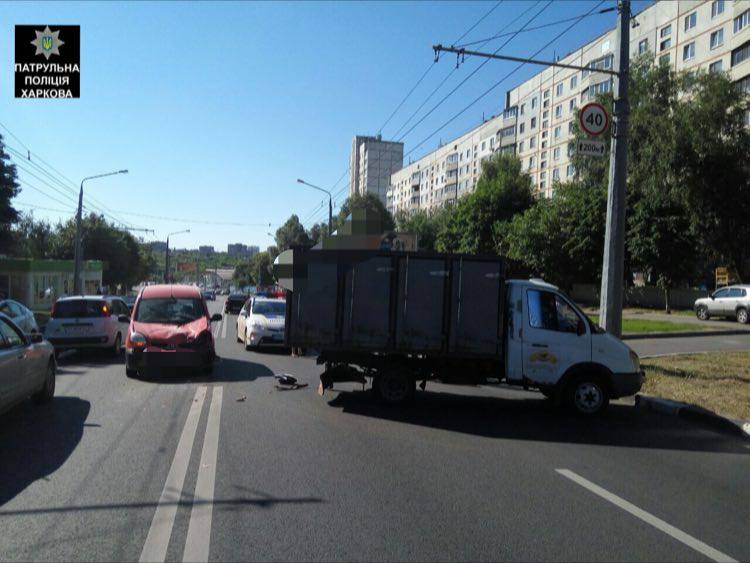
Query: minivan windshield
xmin=252 ymin=300 xmax=285 ymax=316
xmin=135 ymin=297 xmax=205 ymax=324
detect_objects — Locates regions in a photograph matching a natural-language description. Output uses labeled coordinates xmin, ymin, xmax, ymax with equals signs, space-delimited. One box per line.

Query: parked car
xmin=45 ymin=296 xmax=131 ymax=355
xmin=236 ymin=297 xmax=286 ymax=350
xmin=0 ymin=299 xmax=39 ymax=334
xmin=124 ymin=284 xmax=222 ymax=378
xmin=224 ymin=293 xmax=247 ymax=314
xmin=0 ymin=313 xmax=56 ymax=415
xmin=202 ymin=289 xmax=216 ymax=301
xmin=694 ymin=285 xmax=750 ymax=324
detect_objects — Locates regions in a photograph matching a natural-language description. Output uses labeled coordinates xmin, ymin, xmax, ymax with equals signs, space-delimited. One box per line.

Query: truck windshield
xmin=135 ymin=298 xmax=205 ymax=324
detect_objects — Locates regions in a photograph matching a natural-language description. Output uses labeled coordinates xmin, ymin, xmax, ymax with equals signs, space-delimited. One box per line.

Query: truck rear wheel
xmin=375 ymin=368 xmax=415 ymax=405
xmin=565 ymin=374 xmax=609 ymax=416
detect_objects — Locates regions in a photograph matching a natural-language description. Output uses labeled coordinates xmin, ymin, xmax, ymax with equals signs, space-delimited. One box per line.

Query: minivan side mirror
xmin=211 ymin=313 xmax=222 ymax=322
xmin=577 ymin=318 xmax=586 ymax=336
xmin=118 ymin=315 xmax=131 ymax=323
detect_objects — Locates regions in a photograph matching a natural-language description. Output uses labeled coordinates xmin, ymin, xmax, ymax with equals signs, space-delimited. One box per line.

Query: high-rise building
xmin=387 ymin=0 xmax=750 ymax=214
xmin=227 ymin=243 xmax=248 ymax=257
xmin=199 ymin=246 xmax=215 ymax=257
xmin=349 ymin=135 xmax=404 ymax=205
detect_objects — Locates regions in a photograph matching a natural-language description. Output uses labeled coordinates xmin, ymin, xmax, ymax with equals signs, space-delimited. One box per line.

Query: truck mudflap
xmin=319 ymin=364 xmax=367 ymax=395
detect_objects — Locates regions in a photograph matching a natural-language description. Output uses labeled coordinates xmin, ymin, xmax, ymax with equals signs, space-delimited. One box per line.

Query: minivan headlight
xmin=129 ymin=332 xmax=147 ymax=349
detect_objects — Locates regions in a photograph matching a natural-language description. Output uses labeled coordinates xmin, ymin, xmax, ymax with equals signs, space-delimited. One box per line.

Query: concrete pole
xmin=73 ymin=184 xmax=84 ymax=294
xmin=599 ymin=0 xmax=630 ymax=336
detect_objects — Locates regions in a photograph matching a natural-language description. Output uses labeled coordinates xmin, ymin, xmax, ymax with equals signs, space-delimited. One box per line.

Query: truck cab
xmin=504 ymin=279 xmax=643 ymax=413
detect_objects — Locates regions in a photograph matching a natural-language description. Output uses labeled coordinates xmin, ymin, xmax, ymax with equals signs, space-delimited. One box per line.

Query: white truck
xmin=276 ymin=248 xmax=643 ymax=415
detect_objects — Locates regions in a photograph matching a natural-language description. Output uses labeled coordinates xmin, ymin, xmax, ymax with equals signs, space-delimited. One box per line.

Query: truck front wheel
xmin=375 ymin=368 xmax=415 ymax=405
xmin=565 ymin=374 xmax=609 ymax=415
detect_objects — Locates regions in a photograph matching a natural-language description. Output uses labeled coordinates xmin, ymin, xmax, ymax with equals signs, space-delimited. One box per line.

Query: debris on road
xmin=236 ymin=395 xmax=247 ymax=402
xmin=274 ymin=373 xmax=308 ymax=391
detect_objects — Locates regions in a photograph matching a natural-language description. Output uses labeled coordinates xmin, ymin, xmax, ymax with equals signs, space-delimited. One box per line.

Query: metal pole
xmin=328 ymin=195 xmax=332 ymax=236
xmin=599 ymin=0 xmax=630 ymax=336
xmin=73 ymin=183 xmax=84 ymax=294
xmin=164 ymin=237 xmax=170 ymax=283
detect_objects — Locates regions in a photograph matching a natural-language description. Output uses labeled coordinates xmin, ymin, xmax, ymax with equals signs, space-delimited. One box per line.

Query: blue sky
xmin=0 ymin=1 xmax=648 ymax=251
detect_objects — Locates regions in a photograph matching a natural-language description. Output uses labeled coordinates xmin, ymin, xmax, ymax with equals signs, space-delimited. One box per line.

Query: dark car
xmin=224 ymin=293 xmax=247 ymax=314
xmin=123 ymin=294 xmax=138 ymax=312
xmin=124 ymin=284 xmax=222 ymax=378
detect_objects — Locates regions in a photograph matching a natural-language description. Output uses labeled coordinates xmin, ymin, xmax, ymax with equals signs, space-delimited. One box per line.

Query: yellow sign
xmin=715 ymin=267 xmax=729 ymax=288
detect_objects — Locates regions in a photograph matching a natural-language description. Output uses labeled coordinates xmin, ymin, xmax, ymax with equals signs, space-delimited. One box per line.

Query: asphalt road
xmin=628 ymin=332 xmax=750 ymax=357
xmin=1 ymin=297 xmax=748 ymax=562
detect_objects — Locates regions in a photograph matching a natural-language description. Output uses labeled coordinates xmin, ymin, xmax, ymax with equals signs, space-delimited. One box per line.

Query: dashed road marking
xmin=140 ymin=386 xmax=207 ymax=563
xmin=556 ymin=469 xmax=737 ymax=563
xmin=221 ymin=316 xmax=228 ymax=340
xmin=183 ymin=386 xmax=223 ymax=562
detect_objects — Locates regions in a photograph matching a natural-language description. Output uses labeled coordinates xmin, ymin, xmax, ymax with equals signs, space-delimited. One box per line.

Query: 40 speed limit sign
xmin=579 ymin=102 xmax=609 ymax=136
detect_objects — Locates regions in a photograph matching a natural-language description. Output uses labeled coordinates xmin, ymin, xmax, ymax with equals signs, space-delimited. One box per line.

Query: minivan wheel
xmin=33 ymin=361 xmax=56 ymax=404
xmin=567 ymin=374 xmax=609 ymax=415
xmin=737 ymin=308 xmax=749 ymax=325
xmin=696 ymin=305 xmax=709 ymax=321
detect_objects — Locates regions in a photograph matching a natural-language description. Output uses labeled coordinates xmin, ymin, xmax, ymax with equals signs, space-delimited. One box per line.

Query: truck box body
xmin=285 ymin=248 xmax=505 ymax=360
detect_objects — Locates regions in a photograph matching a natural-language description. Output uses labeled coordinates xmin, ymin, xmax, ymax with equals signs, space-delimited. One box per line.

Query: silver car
xmin=694 ymin=285 xmax=750 ymax=324
xmin=0 ymin=299 xmax=39 ymax=334
xmin=0 ymin=313 xmax=56 ymax=415
xmin=45 ymin=296 xmax=131 ymax=355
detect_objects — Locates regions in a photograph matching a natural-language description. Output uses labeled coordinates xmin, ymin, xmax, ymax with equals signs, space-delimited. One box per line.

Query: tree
xmin=307 ymin=222 xmax=329 ymax=245
xmin=436 ymin=152 xmax=534 ymax=254
xmin=275 ymin=214 xmax=310 ymax=251
xmin=10 ymin=213 xmax=55 ymax=259
xmin=395 ymin=208 xmax=449 ymax=252
xmin=337 ymin=192 xmax=395 ymax=233
xmin=250 ymin=251 xmax=274 ymax=286
xmin=0 ymin=134 xmax=21 ymax=251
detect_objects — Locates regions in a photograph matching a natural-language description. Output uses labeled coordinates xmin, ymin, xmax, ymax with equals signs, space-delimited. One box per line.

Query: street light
xmin=297 ymin=178 xmax=332 ymax=235
xmin=164 ymin=229 xmax=190 ymax=283
xmin=73 ymin=169 xmax=129 ymax=294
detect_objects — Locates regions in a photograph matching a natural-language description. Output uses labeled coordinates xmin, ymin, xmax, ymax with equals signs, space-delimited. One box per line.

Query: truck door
xmin=522 ymin=288 xmax=591 ymax=386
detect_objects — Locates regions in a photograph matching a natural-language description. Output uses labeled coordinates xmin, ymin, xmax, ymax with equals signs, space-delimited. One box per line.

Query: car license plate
xmin=65 ymin=325 xmax=92 ymax=336
xmin=272 ymin=334 xmax=283 ymax=341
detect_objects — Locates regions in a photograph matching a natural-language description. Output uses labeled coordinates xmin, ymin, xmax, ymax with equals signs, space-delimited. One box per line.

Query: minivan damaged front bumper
xmin=611 ymin=370 xmax=645 ymax=398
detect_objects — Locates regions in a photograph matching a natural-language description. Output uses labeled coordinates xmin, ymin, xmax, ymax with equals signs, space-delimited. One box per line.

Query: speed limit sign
xmin=579 ymin=102 xmax=609 ymax=136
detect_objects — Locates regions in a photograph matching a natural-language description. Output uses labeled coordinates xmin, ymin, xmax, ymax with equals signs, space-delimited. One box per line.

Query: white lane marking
xmin=182 ymin=386 xmax=223 ymax=562
xmin=556 ymin=469 xmax=737 ymax=563
xmin=212 ymin=318 xmax=221 ymax=339
xmin=221 ymin=315 xmax=228 ymax=340
xmin=140 ymin=386 xmax=208 ymax=563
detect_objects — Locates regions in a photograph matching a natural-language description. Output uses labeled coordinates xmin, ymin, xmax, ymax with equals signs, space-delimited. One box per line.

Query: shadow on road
xmin=137 ymin=357 xmax=275 ymax=385
xmin=0 ymin=397 xmax=91 ymax=507
xmin=327 ymin=389 xmax=749 ymax=454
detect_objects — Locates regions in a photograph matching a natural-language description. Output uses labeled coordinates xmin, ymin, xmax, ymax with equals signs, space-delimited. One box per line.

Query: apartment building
xmin=387 ymin=0 xmax=750 ymax=213
xmin=348 ymin=135 xmax=404 ymax=205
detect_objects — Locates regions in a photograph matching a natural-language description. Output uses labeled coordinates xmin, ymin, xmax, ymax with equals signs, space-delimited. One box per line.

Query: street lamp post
xmin=297 ymin=178 xmax=332 ymax=236
xmin=164 ymin=229 xmax=190 ymax=283
xmin=73 ymin=169 xmax=129 ymax=294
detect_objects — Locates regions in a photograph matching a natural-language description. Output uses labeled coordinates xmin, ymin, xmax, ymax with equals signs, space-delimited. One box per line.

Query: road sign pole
xmin=599 ymin=0 xmax=630 ymax=337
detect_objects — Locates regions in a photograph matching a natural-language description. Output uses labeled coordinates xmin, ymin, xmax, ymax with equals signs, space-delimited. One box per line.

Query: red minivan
xmin=124 ymin=285 xmax=222 ymax=378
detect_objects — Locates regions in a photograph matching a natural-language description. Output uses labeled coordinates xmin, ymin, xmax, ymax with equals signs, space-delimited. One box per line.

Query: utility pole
xmin=73 ymin=169 xmax=128 ymax=294
xmin=599 ymin=0 xmax=630 ymax=337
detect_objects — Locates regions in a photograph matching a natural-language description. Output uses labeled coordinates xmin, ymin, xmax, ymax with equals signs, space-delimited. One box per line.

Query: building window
xmin=711 ymin=29 xmax=724 ymax=50
xmin=659 ymin=53 xmax=671 ymax=65
xmin=520 ymin=103 xmax=525 ymax=115
xmin=539 ymin=181 xmax=546 ymax=190
xmin=556 ymin=83 xmax=563 ymax=96
xmin=553 ymin=168 xmax=560 ymax=181
xmin=660 ymin=38 xmax=672 ymax=52
xmin=541 ymin=130 xmax=548 ymax=139
xmin=555 ymin=105 xmax=562 ymax=118
xmin=570 ymin=74 xmax=577 ymax=89
xmin=531 ymin=117 xmax=537 ymax=129
xmin=737 ymin=76 xmax=750 ymax=94
xmin=490 ymin=137 xmax=495 ymax=148
xmin=553 ymin=147 xmax=561 ymax=160
xmin=530 ymin=136 xmax=536 ymax=148
xmin=684 ymin=12 xmax=697 ymax=32
xmin=709 ymin=59 xmax=723 ymax=73
xmin=732 ymin=40 xmax=750 ymax=66
xmin=660 ymin=24 xmax=672 ymax=38
xmin=519 ymin=122 xmax=525 ymax=134
xmin=568 ymin=121 xmax=574 ymax=134
xmin=518 ymin=141 xmax=524 ymax=153
xmin=638 ymin=39 xmax=648 ymax=55
xmin=712 ymin=0 xmax=724 ymax=18
xmin=735 ymin=9 xmax=750 ymax=34
xmin=541 ymin=160 xmax=547 ymax=170
xmin=528 ymin=156 xmax=535 ymax=168
xmin=541 ymin=140 xmax=547 ymax=149
xmin=531 ymin=97 xmax=537 ymax=109
xmin=481 ymin=141 xmax=486 ymax=150
xmin=543 ymin=110 xmax=549 ymax=119
xmin=542 ymin=119 xmax=549 ymax=129
xmin=683 ymin=42 xmax=695 ymax=61
xmin=554 ymin=126 xmax=561 ymax=139
xmin=540 ymin=171 xmax=546 ymax=180
xmin=566 ymin=164 xmax=575 ymax=177
xmin=569 ymin=98 xmax=577 ymax=112
xmin=543 ymin=89 xmax=550 ymax=99
xmin=543 ymin=99 xmax=550 ymax=109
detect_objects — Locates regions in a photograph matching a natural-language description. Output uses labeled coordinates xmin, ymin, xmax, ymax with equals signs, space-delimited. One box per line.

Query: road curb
xmin=621 ymin=329 xmax=749 ymax=340
xmin=635 ymin=394 xmax=750 ymax=440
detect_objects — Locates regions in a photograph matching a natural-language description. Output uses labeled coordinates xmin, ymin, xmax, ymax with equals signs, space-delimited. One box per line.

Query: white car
xmin=45 ymin=296 xmax=131 ymax=355
xmin=694 ymin=285 xmax=750 ymax=324
xmin=236 ymin=297 xmax=286 ymax=350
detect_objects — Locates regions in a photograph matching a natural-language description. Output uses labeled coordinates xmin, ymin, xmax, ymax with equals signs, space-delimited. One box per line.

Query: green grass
xmin=588 ymin=315 xmax=708 ymax=334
